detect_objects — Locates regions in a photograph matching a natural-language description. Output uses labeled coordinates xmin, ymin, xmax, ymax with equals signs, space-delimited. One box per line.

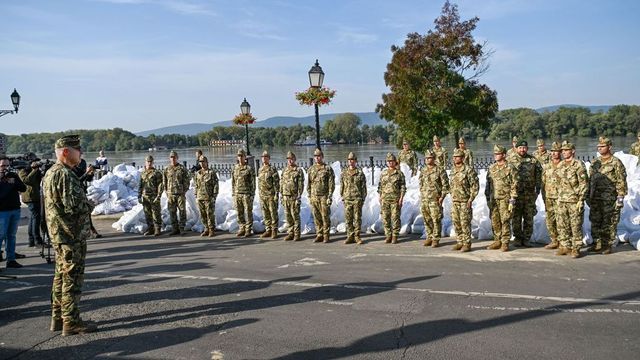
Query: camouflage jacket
xmin=258 ymin=164 xmax=280 ymax=197
xmin=541 ymin=160 xmax=562 ymax=200
xmin=232 ymin=164 xmax=255 ymax=195
xmin=195 ymin=168 xmax=219 ymax=201
xmin=340 ymin=166 xmax=367 ymax=202
xmin=509 ymin=153 xmax=542 ymax=196
xmin=589 ymin=155 xmax=627 ymax=201
xmin=506 ymin=148 xmax=518 ymax=163
xmin=377 ymin=168 xmax=406 ymax=201
xmin=533 ymin=150 xmax=551 ymax=165
xmin=398 ymin=149 xmax=418 ymax=174
xmin=432 ymin=146 xmax=448 ymax=168
xmin=461 ymin=149 xmax=474 ymax=167
xmin=419 ymin=164 xmax=449 ymax=201
xmin=557 ymin=159 xmax=589 ymax=203
xmin=630 ymin=142 xmax=640 ymax=156
xmin=485 ymin=162 xmax=518 ymax=203
xmin=42 ymin=162 xmax=92 ymax=245
xmin=280 ymin=165 xmax=304 ymax=198
xmin=19 ymin=167 xmax=42 ymax=203
xmin=139 ymin=168 xmax=163 ymax=198
xmin=307 ymin=163 xmax=335 ymax=197
xmin=449 ymin=164 xmax=479 ymax=202
xmin=163 ymin=164 xmax=190 ymax=195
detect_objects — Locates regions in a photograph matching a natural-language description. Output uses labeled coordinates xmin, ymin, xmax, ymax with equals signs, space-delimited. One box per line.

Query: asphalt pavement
xmin=1 ymin=215 xmax=639 ymax=360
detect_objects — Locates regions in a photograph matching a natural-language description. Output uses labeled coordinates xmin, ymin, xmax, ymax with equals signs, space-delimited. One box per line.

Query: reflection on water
xmin=79 ymin=136 xmax=636 ymax=168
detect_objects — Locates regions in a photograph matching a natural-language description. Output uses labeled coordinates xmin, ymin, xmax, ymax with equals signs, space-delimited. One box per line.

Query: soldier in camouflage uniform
xmin=458 ymin=137 xmax=474 ymax=167
xmin=485 ymin=145 xmax=518 ymax=252
xmin=398 ymin=140 xmax=418 ymax=177
xmin=378 ymin=153 xmax=406 ymax=244
xmin=308 ymin=148 xmax=335 ymax=243
xmin=508 ymin=140 xmax=542 ymax=247
xmin=629 ymin=132 xmax=640 ymax=156
xmin=43 ymin=135 xmax=97 ymax=336
xmin=419 ymin=150 xmax=449 ymax=247
xmin=138 ymin=155 xmax=163 ymax=236
xmin=195 ymin=155 xmax=219 ymax=237
xmin=258 ymin=150 xmax=280 ymax=239
xmin=556 ymin=141 xmax=589 ymax=258
xmin=232 ymin=149 xmax=256 ymax=237
xmin=533 ymin=139 xmax=550 ymax=165
xmin=341 ymin=152 xmax=367 ymax=244
xmin=450 ymin=148 xmax=479 ymax=252
xmin=280 ymin=151 xmax=305 ymax=241
xmin=541 ymin=142 xmax=563 ymax=249
xmin=432 ymin=135 xmax=448 ymax=168
xmin=163 ymin=150 xmax=190 ymax=235
xmin=506 ymin=136 xmax=518 ymax=162
xmin=589 ymin=137 xmax=627 ymax=254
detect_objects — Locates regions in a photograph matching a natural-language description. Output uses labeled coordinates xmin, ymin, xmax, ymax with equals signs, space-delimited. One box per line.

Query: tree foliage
xmin=376 ymin=0 xmax=498 ymax=152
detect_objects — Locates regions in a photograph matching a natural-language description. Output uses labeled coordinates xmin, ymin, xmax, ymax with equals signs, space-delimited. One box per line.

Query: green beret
xmin=55 ymin=135 xmax=81 ymax=149
xmin=516 ymin=140 xmax=528 ymax=147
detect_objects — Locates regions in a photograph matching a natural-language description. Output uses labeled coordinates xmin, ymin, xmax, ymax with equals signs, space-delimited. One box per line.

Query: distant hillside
xmin=535 ymin=104 xmax=613 ymax=113
xmin=136 ymin=112 xmax=387 ymax=136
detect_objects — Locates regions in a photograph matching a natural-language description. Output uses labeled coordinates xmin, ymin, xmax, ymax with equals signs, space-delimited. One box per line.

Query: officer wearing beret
xmin=508 ymin=140 xmax=542 ymax=247
xmin=43 ymin=135 xmax=97 ymax=335
xmin=139 ymin=155 xmax=163 ymax=236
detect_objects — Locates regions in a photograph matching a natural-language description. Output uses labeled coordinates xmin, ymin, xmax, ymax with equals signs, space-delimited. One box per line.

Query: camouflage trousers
xmin=167 ymin=194 xmax=187 ymax=231
xmin=451 ymin=201 xmax=472 ymax=245
xmin=197 ymin=198 xmax=216 ymax=230
xmin=544 ymin=197 xmax=559 ymax=242
xmin=235 ymin=194 xmax=254 ymax=232
xmin=344 ymin=199 xmax=363 ymax=240
xmin=556 ymin=201 xmax=584 ymax=249
xmin=310 ymin=195 xmax=331 ymax=236
xmin=381 ymin=198 xmax=401 ymax=238
xmin=260 ymin=195 xmax=279 ymax=232
xmin=141 ymin=195 xmax=162 ymax=229
xmin=489 ymin=199 xmax=511 ymax=244
xmin=420 ymin=199 xmax=443 ymax=241
xmin=51 ymin=240 xmax=87 ymax=325
xmin=589 ymin=198 xmax=621 ymax=247
xmin=282 ymin=196 xmax=301 ymax=236
xmin=511 ymin=195 xmax=537 ymax=242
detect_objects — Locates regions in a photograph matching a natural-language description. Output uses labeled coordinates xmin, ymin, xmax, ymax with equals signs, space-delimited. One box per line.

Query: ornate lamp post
xmin=0 ymin=89 xmax=21 ymax=117
xmin=240 ymin=98 xmax=252 ymax=156
xmin=308 ymin=60 xmax=324 ymax=150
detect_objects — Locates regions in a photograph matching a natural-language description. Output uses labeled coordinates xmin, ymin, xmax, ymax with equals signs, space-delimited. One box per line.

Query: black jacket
xmin=0 ymin=172 xmax=27 ymax=211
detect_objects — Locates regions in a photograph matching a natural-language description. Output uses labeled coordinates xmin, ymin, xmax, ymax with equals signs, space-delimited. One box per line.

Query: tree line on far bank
xmin=4 ymin=105 xmax=640 ymax=155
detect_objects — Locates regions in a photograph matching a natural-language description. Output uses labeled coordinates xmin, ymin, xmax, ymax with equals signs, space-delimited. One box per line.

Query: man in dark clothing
xmin=73 ymin=158 xmax=102 ymax=238
xmin=19 ymin=161 xmax=44 ymax=247
xmin=0 ymin=156 xmax=27 ymax=268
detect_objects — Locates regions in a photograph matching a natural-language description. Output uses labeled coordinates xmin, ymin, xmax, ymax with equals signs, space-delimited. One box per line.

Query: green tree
xmin=376 ymin=1 xmax=498 ymax=152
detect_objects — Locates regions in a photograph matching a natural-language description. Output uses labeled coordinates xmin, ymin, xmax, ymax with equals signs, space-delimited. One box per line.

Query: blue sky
xmin=1 ymin=0 xmax=639 ymax=134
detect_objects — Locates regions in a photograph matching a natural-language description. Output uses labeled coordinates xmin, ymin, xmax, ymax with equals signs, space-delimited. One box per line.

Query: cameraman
xmin=0 ymin=156 xmax=27 ymax=268
xmin=73 ymin=156 xmax=102 ymax=238
xmin=19 ymin=160 xmax=44 ymax=247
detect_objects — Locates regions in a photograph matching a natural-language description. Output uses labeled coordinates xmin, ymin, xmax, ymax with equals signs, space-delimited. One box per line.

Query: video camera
xmin=8 ymin=153 xmax=54 ymax=174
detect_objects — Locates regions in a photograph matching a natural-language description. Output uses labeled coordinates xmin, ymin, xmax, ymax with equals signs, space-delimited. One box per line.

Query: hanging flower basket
xmin=295 ymin=87 xmax=336 ymax=107
xmin=233 ymin=113 xmax=256 ymax=125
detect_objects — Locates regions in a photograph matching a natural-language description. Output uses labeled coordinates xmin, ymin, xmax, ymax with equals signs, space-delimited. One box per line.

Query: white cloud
xmin=336 ymin=28 xmax=378 ymax=45
xmin=92 ymin=0 xmax=216 ymax=16
xmin=232 ymin=20 xmax=287 ymax=41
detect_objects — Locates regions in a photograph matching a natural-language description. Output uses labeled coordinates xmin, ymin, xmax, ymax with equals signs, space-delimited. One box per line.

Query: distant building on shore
xmin=209 ymin=139 xmax=245 ymax=147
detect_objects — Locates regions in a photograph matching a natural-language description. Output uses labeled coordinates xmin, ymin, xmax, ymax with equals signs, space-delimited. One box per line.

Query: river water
xmin=80 ymin=136 xmax=636 ymax=170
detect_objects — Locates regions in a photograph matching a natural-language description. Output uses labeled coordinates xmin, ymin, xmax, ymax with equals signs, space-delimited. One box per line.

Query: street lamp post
xmin=240 ymin=98 xmax=251 ymax=156
xmin=308 ymin=60 xmax=324 ymax=150
xmin=0 ymin=89 xmax=21 ymax=118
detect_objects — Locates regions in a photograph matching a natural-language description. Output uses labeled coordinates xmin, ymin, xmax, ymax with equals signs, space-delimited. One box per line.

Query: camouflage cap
xmin=493 ymin=144 xmax=506 ymax=154
xmin=512 ymin=136 xmax=519 ymax=143
xmin=54 ymin=134 xmax=81 ymax=149
xmin=237 ymin=149 xmax=246 ymax=157
xmin=536 ymin=139 xmax=545 ymax=146
xmin=347 ymin=152 xmax=357 ymax=160
xmin=402 ymin=139 xmax=409 ymax=145
xmin=313 ymin=148 xmax=323 ymax=157
xmin=433 ymin=135 xmax=440 ymax=142
xmin=453 ymin=148 xmax=465 ymax=157
xmin=425 ymin=150 xmax=436 ymax=158
xmin=198 ymin=155 xmax=208 ymax=162
xmin=561 ymin=141 xmax=575 ymax=150
xmin=286 ymin=151 xmax=296 ymax=160
xmin=145 ymin=155 xmax=154 ymax=162
xmin=516 ymin=140 xmax=528 ymax=147
xmin=550 ymin=141 xmax=562 ymax=151
xmin=169 ymin=150 xmax=178 ymax=158
xmin=386 ymin=152 xmax=397 ymax=162
xmin=598 ymin=136 xmax=612 ymax=146
xmin=458 ymin=137 xmax=466 ymax=144
xmin=261 ymin=150 xmax=270 ymax=158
